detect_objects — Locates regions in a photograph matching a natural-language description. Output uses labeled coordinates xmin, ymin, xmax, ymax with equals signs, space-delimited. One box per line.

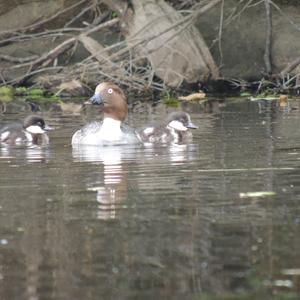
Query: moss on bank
xmin=0 ymin=86 xmax=87 ymax=103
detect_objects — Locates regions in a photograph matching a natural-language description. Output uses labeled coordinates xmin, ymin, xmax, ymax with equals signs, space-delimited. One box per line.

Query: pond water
xmin=0 ymin=96 xmax=300 ymax=299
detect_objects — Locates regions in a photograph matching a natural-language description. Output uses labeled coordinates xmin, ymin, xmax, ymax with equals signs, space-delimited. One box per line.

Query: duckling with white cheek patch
xmin=137 ymin=111 xmax=197 ymax=144
xmin=71 ymin=82 xmax=139 ymax=146
xmin=0 ymin=115 xmax=51 ymax=146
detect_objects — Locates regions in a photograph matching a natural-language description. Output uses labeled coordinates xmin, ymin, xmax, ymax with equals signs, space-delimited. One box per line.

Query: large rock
xmin=197 ymin=0 xmax=300 ymax=79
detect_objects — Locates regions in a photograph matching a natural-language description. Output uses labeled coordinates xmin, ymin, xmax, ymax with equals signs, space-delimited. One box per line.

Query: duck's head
xmin=166 ymin=111 xmax=198 ymax=131
xmin=23 ymin=115 xmax=52 ymax=134
xmin=90 ymin=82 xmax=128 ymax=122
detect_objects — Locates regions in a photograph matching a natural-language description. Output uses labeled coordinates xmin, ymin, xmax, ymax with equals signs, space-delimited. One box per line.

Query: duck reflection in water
xmin=72 ymin=145 xmax=136 ymax=220
xmin=169 ymin=144 xmax=198 ymax=164
xmin=0 ymin=145 xmax=50 ymax=163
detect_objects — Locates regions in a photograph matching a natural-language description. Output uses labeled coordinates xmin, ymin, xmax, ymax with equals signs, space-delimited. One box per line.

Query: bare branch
xmin=0 ymin=0 xmax=88 ymax=37
xmin=218 ymin=0 xmax=225 ymax=66
xmin=0 ymin=54 xmax=38 ymax=63
xmin=264 ymin=0 xmax=272 ymax=74
xmin=281 ymin=57 xmax=300 ymax=76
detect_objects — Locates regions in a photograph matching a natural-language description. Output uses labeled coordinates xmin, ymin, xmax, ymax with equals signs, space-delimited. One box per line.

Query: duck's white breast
xmin=72 ymin=119 xmax=139 ymax=146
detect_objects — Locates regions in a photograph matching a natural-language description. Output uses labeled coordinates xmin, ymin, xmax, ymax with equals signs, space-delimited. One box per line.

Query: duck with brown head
xmin=72 ymin=82 xmax=139 ymax=146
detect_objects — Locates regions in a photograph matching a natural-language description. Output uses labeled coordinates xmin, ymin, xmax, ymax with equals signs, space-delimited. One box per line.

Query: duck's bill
xmin=44 ymin=125 xmax=54 ymax=131
xmin=90 ymin=93 xmax=104 ymax=105
xmin=187 ymin=122 xmax=198 ymax=129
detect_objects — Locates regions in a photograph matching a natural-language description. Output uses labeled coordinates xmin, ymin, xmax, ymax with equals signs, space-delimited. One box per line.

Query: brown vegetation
xmin=0 ymin=0 xmax=299 ymax=94
xmin=0 ymin=0 xmax=222 ymax=93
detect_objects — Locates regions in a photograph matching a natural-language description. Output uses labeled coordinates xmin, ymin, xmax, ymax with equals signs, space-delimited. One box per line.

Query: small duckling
xmin=137 ymin=111 xmax=198 ymax=144
xmin=0 ymin=115 xmax=51 ymax=146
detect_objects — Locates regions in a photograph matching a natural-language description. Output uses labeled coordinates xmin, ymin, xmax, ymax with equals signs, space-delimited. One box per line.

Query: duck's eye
xmin=107 ymin=88 xmax=113 ymax=94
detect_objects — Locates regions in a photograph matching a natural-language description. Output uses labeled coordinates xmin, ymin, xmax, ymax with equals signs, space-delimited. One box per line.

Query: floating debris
xmin=240 ymin=92 xmax=252 ymax=97
xmin=239 ymin=191 xmax=276 ymax=198
xmin=264 ymin=279 xmax=293 ymax=288
xmin=273 ymin=280 xmax=293 ymax=288
xmin=16 ymin=227 xmax=25 ymax=232
xmin=281 ymin=269 xmax=300 ymax=276
xmin=178 ymin=92 xmax=206 ymax=101
xmin=249 ymin=96 xmax=278 ymax=101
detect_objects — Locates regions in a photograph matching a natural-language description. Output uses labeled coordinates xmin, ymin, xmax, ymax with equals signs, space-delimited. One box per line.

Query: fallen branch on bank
xmin=0 ymin=0 xmax=87 ymax=40
xmin=281 ymin=56 xmax=300 ymax=76
xmin=3 ymin=18 xmax=120 ymax=86
xmin=0 ymin=0 xmax=222 ymax=92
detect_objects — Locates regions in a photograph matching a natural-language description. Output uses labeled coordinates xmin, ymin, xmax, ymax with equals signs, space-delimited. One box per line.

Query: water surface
xmin=0 ymin=97 xmax=300 ymax=299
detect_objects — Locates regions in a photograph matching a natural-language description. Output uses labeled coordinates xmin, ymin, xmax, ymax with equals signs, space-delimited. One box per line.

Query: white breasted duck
xmin=0 ymin=115 xmax=51 ymax=146
xmin=137 ymin=111 xmax=197 ymax=144
xmin=71 ymin=82 xmax=138 ymax=146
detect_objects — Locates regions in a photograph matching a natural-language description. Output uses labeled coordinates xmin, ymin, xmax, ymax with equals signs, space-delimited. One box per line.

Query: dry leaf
xmin=178 ymin=92 xmax=206 ymax=101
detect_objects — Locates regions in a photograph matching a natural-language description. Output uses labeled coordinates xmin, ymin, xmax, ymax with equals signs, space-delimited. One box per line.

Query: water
xmin=0 ymin=97 xmax=300 ymax=299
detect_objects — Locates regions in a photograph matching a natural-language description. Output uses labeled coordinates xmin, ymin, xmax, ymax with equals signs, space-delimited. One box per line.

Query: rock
xmin=197 ymin=0 xmax=300 ymax=79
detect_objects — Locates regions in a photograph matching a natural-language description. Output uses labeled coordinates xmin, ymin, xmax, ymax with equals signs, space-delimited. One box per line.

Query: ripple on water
xmin=0 ymin=99 xmax=300 ymax=299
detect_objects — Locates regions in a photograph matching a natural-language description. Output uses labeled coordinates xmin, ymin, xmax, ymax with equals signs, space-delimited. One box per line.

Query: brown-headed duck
xmin=71 ymin=82 xmax=138 ymax=146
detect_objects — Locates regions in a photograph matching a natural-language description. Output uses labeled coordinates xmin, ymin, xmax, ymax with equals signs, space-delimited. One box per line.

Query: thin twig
xmin=0 ymin=28 xmax=82 ymax=46
xmin=0 ymin=0 xmax=222 ymax=91
xmin=10 ymin=37 xmax=76 ymax=70
xmin=104 ymin=0 xmax=221 ymax=63
xmin=76 ymin=0 xmax=222 ymax=91
xmin=0 ymin=72 xmax=6 ymax=85
xmin=0 ymin=54 xmax=38 ymax=63
xmin=224 ymin=0 xmax=255 ymax=26
xmin=0 ymin=0 xmax=88 ymax=36
xmin=264 ymin=0 xmax=272 ymax=74
xmin=1 ymin=18 xmax=120 ymax=86
xmin=270 ymin=0 xmax=300 ymax=31
xmin=83 ymin=0 xmax=221 ymax=64
xmin=281 ymin=57 xmax=300 ymax=76
xmin=2 ymin=66 xmax=63 ymax=86
xmin=218 ymin=0 xmax=225 ymax=67
xmin=64 ymin=4 xmax=94 ymax=28
xmin=281 ymin=73 xmax=298 ymax=88
xmin=8 ymin=18 xmax=119 ymax=71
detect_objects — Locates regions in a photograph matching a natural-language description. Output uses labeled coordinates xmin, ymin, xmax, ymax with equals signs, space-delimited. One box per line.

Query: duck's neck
xmin=100 ymin=117 xmax=122 ymax=141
